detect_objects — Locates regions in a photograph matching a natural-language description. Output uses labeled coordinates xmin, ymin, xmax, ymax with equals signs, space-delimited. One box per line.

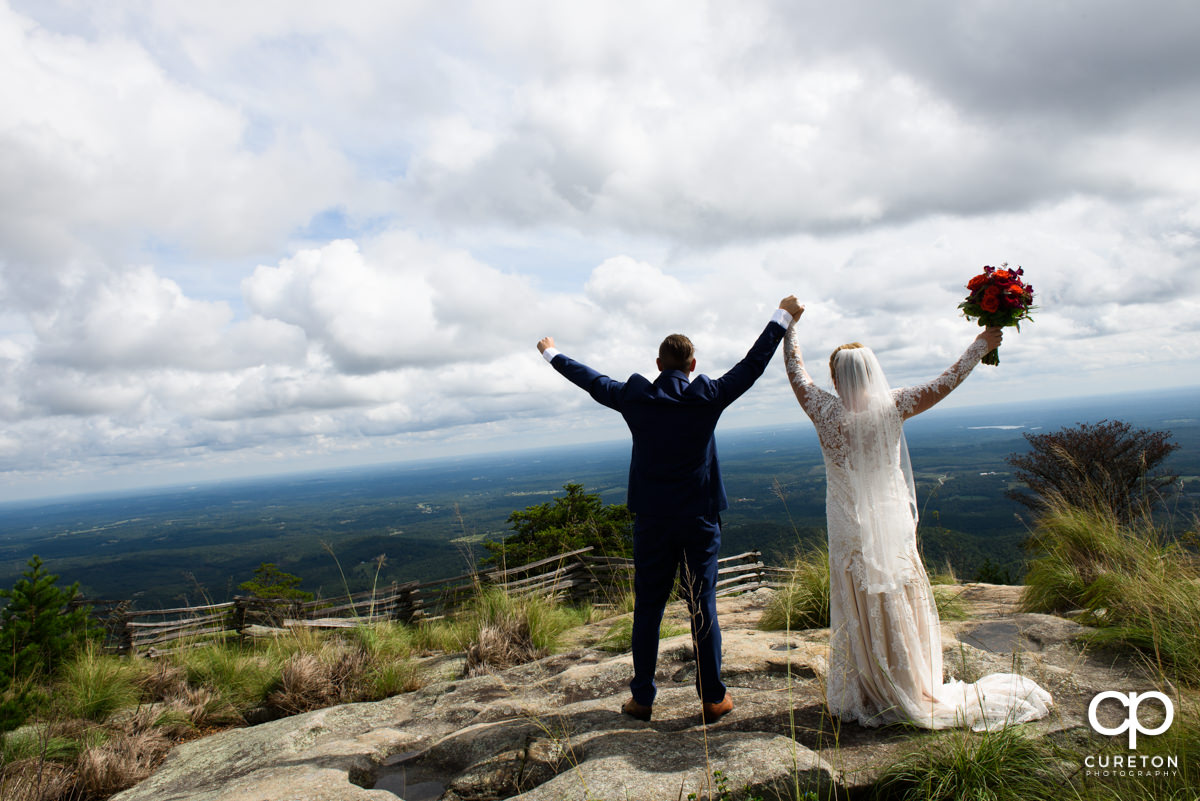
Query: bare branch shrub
xmin=1006 ymin=419 xmax=1178 ymax=521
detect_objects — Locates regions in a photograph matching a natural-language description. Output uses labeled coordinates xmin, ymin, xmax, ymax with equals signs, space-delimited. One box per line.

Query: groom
xmin=537 ymin=295 xmax=801 ymax=723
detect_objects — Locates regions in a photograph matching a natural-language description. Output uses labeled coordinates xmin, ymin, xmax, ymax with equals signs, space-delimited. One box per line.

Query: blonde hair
xmin=830 ymin=342 xmax=865 ymax=384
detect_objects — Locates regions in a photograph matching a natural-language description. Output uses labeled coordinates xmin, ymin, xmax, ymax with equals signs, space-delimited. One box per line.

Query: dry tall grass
xmin=0 ymin=618 xmax=436 ymax=801
xmin=74 ymin=728 xmax=173 ymax=799
xmin=2 ymin=585 xmax=592 ymax=801
xmin=0 ymin=758 xmax=75 ymax=801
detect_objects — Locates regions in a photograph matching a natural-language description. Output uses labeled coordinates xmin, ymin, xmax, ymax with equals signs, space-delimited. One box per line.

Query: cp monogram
xmin=1087 ymin=691 xmax=1174 ymax=749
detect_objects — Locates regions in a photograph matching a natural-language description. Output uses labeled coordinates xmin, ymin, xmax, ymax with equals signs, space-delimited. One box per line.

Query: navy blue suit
xmin=549 ymin=319 xmax=787 ymax=706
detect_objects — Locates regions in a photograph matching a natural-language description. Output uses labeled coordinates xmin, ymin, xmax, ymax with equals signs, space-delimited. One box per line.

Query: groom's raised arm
xmin=537 ymin=336 xmax=624 ymax=411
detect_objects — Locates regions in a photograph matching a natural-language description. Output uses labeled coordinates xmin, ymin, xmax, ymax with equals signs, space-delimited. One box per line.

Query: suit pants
xmin=629 ymin=513 xmax=727 ymax=706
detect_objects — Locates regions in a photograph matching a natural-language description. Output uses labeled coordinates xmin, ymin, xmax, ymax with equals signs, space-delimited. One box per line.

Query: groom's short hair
xmin=658 ymin=334 xmax=695 ymax=371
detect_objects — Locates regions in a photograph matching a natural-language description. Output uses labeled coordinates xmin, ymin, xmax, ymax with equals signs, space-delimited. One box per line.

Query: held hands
xmin=779 ymin=295 xmax=804 ymax=319
xmin=540 ymin=299 xmax=803 ymax=354
xmin=977 ymin=326 xmax=1003 ymax=352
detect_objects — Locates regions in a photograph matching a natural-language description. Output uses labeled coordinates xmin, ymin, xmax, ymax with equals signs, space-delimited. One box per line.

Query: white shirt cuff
xmin=771 ymin=308 xmax=794 ymax=328
xmin=541 ymin=347 xmax=561 ymax=363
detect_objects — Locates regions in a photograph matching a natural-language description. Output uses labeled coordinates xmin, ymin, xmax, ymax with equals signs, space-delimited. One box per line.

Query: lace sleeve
xmin=893 ymin=337 xmax=989 ymax=419
xmin=785 ymin=323 xmax=838 ymax=418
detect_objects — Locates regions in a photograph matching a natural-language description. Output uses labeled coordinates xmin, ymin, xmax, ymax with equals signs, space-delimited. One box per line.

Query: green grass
xmin=758 ymin=545 xmax=831 ymax=631
xmin=872 ymin=725 xmax=1072 ymax=801
xmin=364 ymin=660 xmax=424 ymax=697
xmin=1083 ymin=579 xmax=1200 ymax=686
xmin=1022 ymin=502 xmax=1200 ymax=685
xmin=173 ymin=642 xmax=282 ymax=717
xmin=411 ymin=616 xmax=474 ymax=653
xmin=932 ymin=585 xmax=969 ymax=621
xmin=467 ymin=585 xmax=590 ymax=653
xmin=458 ymin=585 xmax=594 ymax=674
xmin=595 ymin=617 xmax=689 ymax=653
xmin=1020 ymin=502 xmax=1150 ymax=614
xmin=56 ymin=642 xmax=145 ymax=723
xmin=343 ymin=620 xmax=416 ymax=660
xmin=0 ymin=724 xmax=86 ymax=764
xmin=515 ymin=594 xmax=592 ymax=653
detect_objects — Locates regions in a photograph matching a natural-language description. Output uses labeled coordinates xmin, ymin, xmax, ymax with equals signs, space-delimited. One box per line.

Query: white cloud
xmin=0 ymin=0 xmax=1198 ymax=499
xmin=30 ymin=266 xmax=306 ymax=372
xmin=585 ymin=256 xmax=694 ymax=325
xmin=0 ymin=0 xmax=360 ymax=283
xmin=385 ymin=2 xmax=1200 ymax=244
xmin=242 ymin=233 xmax=580 ymax=372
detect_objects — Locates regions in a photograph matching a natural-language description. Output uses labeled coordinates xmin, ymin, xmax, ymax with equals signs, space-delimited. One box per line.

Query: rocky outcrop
xmin=112 ymin=585 xmax=1154 ymax=801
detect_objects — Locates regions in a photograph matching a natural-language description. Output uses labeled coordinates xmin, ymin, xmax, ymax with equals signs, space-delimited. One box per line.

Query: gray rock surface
xmin=111 ymin=585 xmax=1154 ymax=801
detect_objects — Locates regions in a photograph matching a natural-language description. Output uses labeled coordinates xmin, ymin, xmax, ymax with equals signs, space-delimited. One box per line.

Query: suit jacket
xmin=550 ymin=321 xmax=787 ymax=518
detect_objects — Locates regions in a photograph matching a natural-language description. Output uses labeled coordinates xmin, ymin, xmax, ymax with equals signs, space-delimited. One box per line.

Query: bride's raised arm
xmin=783 ymin=317 xmax=834 ymax=416
xmin=893 ymin=327 xmax=1003 ymax=419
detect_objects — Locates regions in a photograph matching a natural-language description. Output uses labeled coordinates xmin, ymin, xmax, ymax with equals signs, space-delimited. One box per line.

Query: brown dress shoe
xmin=621 ymin=698 xmax=653 ymax=721
xmin=701 ymin=693 xmax=733 ymax=723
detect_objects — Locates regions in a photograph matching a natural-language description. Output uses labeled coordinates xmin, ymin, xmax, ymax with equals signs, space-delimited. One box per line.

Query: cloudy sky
xmin=2 ymin=0 xmax=1198 ymax=501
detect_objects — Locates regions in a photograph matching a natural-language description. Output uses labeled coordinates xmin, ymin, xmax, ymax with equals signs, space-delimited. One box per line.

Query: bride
xmin=783 ymin=308 xmax=1052 ymax=730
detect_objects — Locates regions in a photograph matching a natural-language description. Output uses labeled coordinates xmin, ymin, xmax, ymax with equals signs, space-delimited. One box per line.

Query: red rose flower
xmin=1001 ymin=293 xmax=1025 ymax=309
xmin=958 ymin=263 xmax=1034 ymax=365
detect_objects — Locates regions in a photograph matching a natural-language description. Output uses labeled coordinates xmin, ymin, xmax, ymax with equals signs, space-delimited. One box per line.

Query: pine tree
xmin=483 ymin=483 xmax=634 ymax=566
xmin=0 ymin=556 xmax=92 ymax=685
xmin=238 ymin=562 xmax=313 ymax=602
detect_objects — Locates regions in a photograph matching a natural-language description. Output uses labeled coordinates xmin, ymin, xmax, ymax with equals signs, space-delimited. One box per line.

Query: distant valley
xmin=1 ymin=387 xmax=1196 ymax=609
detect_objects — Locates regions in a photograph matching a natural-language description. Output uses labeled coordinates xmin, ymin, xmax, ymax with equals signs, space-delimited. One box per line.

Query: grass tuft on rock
xmin=1022 ymin=500 xmax=1200 ymax=685
xmin=760 ymin=544 xmax=970 ymax=632
xmin=173 ymin=642 xmax=281 ymax=721
xmin=758 ymin=545 xmax=831 ymax=632
xmin=73 ymin=729 xmax=173 ymax=800
xmin=872 ymin=725 xmax=1071 ymax=801
xmin=595 ymin=617 xmax=688 ymax=653
xmin=462 ymin=586 xmax=589 ymax=674
xmin=56 ymin=642 xmax=146 ymax=723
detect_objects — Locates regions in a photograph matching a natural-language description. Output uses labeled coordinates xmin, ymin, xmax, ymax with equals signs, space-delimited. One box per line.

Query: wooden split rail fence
xmin=74 ymin=547 xmax=775 ymax=657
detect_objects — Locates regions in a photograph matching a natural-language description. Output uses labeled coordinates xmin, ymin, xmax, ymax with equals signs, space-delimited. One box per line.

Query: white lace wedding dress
xmin=784 ymin=327 xmax=1052 ymax=730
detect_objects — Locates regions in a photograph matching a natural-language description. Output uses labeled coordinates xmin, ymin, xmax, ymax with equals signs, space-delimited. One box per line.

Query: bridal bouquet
xmin=958 ymin=264 xmax=1034 ymax=365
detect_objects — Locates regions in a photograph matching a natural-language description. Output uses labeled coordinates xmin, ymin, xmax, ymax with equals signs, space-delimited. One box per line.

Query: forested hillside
xmin=1 ymin=388 xmax=1196 ymax=608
